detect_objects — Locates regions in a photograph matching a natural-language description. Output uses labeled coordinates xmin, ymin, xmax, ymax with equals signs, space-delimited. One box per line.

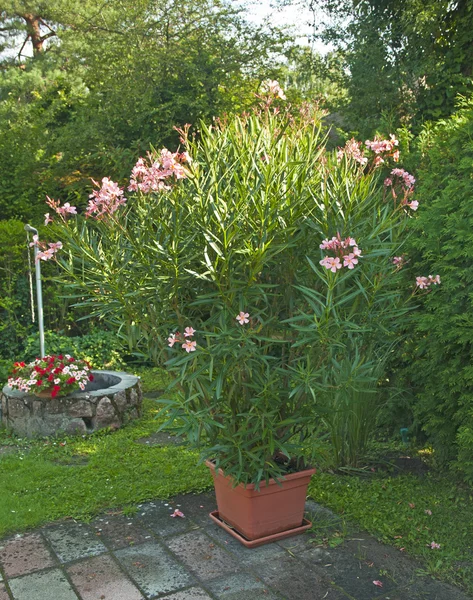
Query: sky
xmin=245 ymin=0 xmax=331 ymax=54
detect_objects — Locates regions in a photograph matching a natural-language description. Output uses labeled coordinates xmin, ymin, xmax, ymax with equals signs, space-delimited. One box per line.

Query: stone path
xmin=0 ymin=492 xmax=470 ymax=600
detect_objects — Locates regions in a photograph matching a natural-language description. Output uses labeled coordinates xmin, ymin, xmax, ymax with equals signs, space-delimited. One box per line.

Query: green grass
xmin=308 ymin=470 xmax=473 ymax=594
xmin=0 ymin=397 xmax=212 ymax=537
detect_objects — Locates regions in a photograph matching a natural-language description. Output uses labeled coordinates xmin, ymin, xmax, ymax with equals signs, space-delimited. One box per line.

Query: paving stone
xmin=0 ymin=534 xmax=56 ymax=577
xmin=135 ymin=431 xmax=185 ymax=447
xmin=256 ymin=553 xmax=348 ymax=600
xmin=0 ymin=583 xmax=9 ymax=600
xmin=91 ymin=514 xmax=153 ymax=550
xmin=136 ymin=501 xmax=194 ymax=537
xmin=8 ymin=568 xmax=78 ymax=600
xmin=43 ymin=523 xmax=107 ymax=563
xmin=115 ymin=540 xmax=195 ymax=597
xmin=67 ymin=554 xmax=144 ymax=600
xmin=205 ymin=522 xmax=287 ymax=566
xmin=207 ymin=572 xmax=281 ymax=600
xmin=167 ymin=493 xmax=217 ymax=528
xmin=311 ymin=544 xmax=400 ymax=599
xmin=166 ymin=530 xmax=240 ymax=581
xmin=160 ymin=588 xmax=213 ymax=600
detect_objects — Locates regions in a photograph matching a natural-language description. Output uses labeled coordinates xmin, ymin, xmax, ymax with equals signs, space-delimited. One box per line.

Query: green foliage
xmin=0 ymin=398 xmax=211 ymax=537
xmin=48 ymin=100 xmax=415 ymax=481
xmin=392 ymin=97 xmax=473 ymax=481
xmin=22 ymin=330 xmax=126 ymax=371
xmin=0 ymin=0 xmax=290 ymax=221
xmin=299 ymin=0 xmax=473 ymax=136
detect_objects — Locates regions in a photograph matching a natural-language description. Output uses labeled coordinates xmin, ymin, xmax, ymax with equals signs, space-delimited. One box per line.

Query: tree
xmin=0 ymin=0 xmax=291 ymax=221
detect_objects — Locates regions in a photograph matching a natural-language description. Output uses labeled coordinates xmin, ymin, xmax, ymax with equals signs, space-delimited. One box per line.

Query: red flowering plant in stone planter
xmin=7 ymin=355 xmax=94 ymax=398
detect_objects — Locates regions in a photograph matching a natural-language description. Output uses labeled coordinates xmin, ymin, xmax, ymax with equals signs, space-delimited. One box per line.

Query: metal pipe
xmin=24 ymin=224 xmax=45 ymax=357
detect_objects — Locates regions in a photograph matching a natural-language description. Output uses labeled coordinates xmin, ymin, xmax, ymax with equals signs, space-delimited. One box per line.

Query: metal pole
xmin=25 ymin=224 xmax=45 ymax=357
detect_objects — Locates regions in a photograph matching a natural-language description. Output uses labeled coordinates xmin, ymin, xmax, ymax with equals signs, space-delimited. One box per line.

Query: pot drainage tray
xmin=209 ymin=511 xmax=312 ymax=548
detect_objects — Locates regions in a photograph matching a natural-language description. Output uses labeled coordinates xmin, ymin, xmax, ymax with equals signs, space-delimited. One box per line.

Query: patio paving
xmin=0 ymin=492 xmax=471 ymax=600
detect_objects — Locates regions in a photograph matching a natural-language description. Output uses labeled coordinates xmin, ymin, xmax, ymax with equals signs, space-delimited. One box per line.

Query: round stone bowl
xmin=0 ymin=370 xmax=142 ymax=438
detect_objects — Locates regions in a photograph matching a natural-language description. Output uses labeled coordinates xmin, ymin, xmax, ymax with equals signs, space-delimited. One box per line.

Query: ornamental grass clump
xmin=38 ymin=81 xmax=438 ymax=480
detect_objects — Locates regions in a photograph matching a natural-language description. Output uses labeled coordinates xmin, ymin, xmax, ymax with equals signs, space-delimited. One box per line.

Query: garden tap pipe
xmin=24 ymin=224 xmax=45 ymax=358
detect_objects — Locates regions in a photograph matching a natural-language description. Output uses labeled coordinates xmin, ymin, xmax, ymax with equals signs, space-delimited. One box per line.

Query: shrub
xmin=394 ymin=97 xmax=473 ymax=479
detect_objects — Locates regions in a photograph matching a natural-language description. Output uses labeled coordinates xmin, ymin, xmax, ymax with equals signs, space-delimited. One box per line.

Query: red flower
xmin=36 ymin=380 xmax=43 ymax=386
xmin=58 ymin=355 xmax=63 ymax=360
xmin=53 ymin=367 xmax=62 ymax=374
xmin=66 ymin=377 xmax=76 ymax=385
xmin=69 ymin=357 xmax=75 ymax=362
xmin=89 ymin=374 xmax=94 ymax=381
xmin=51 ymin=384 xmax=61 ymax=399
xmin=48 ymin=374 xmax=54 ymax=382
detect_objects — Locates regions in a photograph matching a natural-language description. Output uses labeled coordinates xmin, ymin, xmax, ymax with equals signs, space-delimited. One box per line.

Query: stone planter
xmin=0 ymin=370 xmax=142 ymax=438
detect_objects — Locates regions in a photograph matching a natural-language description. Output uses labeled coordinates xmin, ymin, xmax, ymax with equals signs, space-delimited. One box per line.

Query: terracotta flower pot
xmin=206 ymin=460 xmax=316 ymax=545
xmin=34 ymin=388 xmax=55 ymax=399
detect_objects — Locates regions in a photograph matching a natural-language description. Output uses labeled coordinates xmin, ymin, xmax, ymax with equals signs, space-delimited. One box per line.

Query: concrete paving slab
xmin=115 ymin=540 xmax=195 ymax=597
xmin=382 ymin=577 xmax=473 ymax=600
xmin=8 ymin=568 xmax=78 ymax=600
xmin=168 ymin=493 xmax=217 ymax=528
xmin=166 ymin=530 xmax=240 ymax=582
xmin=206 ymin=572 xmax=281 ymax=600
xmin=204 ymin=522 xmax=287 ymax=567
xmin=0 ymin=583 xmax=9 ymax=600
xmin=91 ymin=514 xmax=153 ymax=550
xmin=137 ymin=501 xmax=193 ymax=537
xmin=160 ymin=587 xmax=213 ymax=599
xmin=0 ymin=534 xmax=56 ymax=577
xmin=256 ymin=553 xmax=348 ymax=600
xmin=43 ymin=523 xmax=107 ymax=563
xmin=67 ymin=554 xmax=144 ymax=600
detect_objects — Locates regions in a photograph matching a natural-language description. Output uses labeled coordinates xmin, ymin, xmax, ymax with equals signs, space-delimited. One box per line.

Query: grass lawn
xmin=1 ymin=366 xmax=473 ymax=594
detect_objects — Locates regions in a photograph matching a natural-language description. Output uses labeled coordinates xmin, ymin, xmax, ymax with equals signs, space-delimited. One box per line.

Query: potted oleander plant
xmin=40 ymin=81 xmax=428 ymax=545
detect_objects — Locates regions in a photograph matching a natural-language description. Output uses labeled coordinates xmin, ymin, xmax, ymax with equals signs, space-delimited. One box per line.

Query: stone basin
xmin=0 ymin=370 xmax=142 ymax=438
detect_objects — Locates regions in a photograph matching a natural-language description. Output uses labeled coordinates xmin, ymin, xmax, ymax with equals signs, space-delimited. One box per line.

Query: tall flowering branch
xmin=45 ymin=196 xmax=77 ymax=225
xmin=365 ymin=134 xmax=399 ymax=165
xmin=29 ymin=234 xmax=63 ymax=262
xmin=384 ymin=168 xmax=418 ymax=211
xmin=337 ymin=138 xmax=368 ymax=165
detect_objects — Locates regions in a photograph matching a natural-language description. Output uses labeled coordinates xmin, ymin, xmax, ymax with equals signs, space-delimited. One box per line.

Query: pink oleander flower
xmin=168 ymin=333 xmax=178 ymax=347
xmin=182 ymin=340 xmax=197 ymax=353
xmin=429 ymin=275 xmax=441 ymax=285
xmin=372 ymin=580 xmax=383 ymax=588
xmin=425 ymin=509 xmax=432 ymax=515
xmin=184 ymin=327 xmax=196 ymax=337
xmin=236 ymin=311 xmax=250 ymax=325
xmin=86 ymin=177 xmax=126 ymax=218
xmin=393 ymin=150 xmax=400 ymax=162
xmin=407 ymin=200 xmax=419 ymax=211
xmin=392 ymin=256 xmax=404 ymax=266
xmin=343 ymin=253 xmax=358 ymax=269
xmin=129 ymin=150 xmax=189 ymax=193
xmin=170 ymin=509 xmax=185 ymax=518
xmin=261 ymin=79 xmax=286 ymax=100
xmin=416 ymin=276 xmax=430 ymax=289
xmin=337 ymin=138 xmax=368 ymax=166
xmin=44 ymin=213 xmax=53 ymax=225
xmin=384 ymin=178 xmax=393 ymax=187
xmin=46 ymin=196 xmax=77 ymax=218
xmin=48 ymin=242 xmax=63 ymax=251
xmin=430 ymin=541 xmax=441 ymax=550
xmin=323 ymin=256 xmax=342 ymax=273
xmin=391 ymin=168 xmax=416 ymax=189
xmin=365 ymin=134 xmax=399 ymax=154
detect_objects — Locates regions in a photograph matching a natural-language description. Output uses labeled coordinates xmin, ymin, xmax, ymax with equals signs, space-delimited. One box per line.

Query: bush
xmin=394 ymin=97 xmax=473 ymax=479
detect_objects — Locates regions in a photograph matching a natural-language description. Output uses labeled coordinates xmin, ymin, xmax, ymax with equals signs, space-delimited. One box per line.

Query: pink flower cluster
xmin=86 ymin=177 xmax=126 ymax=218
xmin=416 ymin=275 xmax=441 ymax=289
xmin=385 ymin=168 xmax=416 ymax=190
xmin=337 ymin=138 xmax=368 ymax=166
xmin=261 ymin=80 xmax=286 ymax=100
xmin=128 ymin=149 xmax=190 ymax=194
xmin=392 ymin=256 xmax=405 ymax=268
xmin=364 ymin=134 xmax=400 ymax=165
xmin=168 ymin=327 xmax=197 ymax=352
xmin=319 ymin=234 xmax=362 ymax=272
xmin=29 ymin=235 xmax=63 ymax=262
xmin=45 ymin=196 xmax=77 ymax=224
